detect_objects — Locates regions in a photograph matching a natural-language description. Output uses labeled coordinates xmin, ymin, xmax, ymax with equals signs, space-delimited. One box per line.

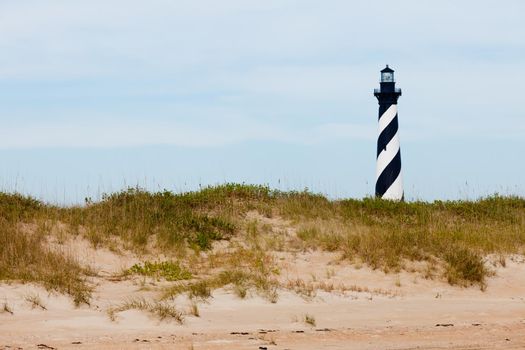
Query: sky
xmin=0 ymin=0 xmax=524 ymax=203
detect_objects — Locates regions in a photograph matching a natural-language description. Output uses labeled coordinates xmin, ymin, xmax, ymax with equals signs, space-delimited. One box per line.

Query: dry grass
xmin=285 ymin=278 xmax=399 ymax=298
xmin=0 ymin=194 xmax=92 ymax=305
xmin=1 ymin=184 xmax=524 ymax=303
xmin=162 ymin=268 xmax=280 ymax=303
xmin=24 ymin=293 xmax=47 ymax=310
xmin=107 ymin=297 xmax=183 ymax=323
xmin=1 ymin=300 xmax=13 ymax=315
xmin=288 ymin=196 xmax=525 ymax=288
xmin=189 ymin=301 xmax=200 ymax=317
xmin=66 ymin=186 xmax=242 ymax=252
xmin=304 ymin=314 xmax=316 ymax=327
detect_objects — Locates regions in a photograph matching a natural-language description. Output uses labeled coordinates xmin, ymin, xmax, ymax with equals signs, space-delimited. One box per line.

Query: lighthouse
xmin=374 ymin=65 xmax=403 ymax=201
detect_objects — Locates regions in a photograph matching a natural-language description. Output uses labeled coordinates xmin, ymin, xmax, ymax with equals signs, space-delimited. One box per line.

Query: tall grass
xmin=1 ymin=184 xmax=524 ymax=298
xmin=65 ymin=187 xmax=246 ymax=251
xmin=291 ymin=195 xmax=525 ymax=287
xmin=0 ymin=194 xmax=91 ymax=305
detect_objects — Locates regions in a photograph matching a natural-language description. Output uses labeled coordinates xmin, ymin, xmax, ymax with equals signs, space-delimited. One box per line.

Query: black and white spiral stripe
xmin=375 ymin=103 xmax=403 ymax=200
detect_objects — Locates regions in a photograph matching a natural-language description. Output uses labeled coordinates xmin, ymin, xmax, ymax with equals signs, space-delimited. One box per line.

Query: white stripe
xmin=378 ymin=104 xmax=397 ymax=134
xmin=382 ymin=172 xmax=403 ymax=201
xmin=376 ymin=132 xmax=400 ymax=180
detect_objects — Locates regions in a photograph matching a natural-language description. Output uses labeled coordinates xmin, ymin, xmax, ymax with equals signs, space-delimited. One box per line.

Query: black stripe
xmin=375 ymin=150 xmax=402 ymax=197
xmin=378 ymin=103 xmax=393 ymax=119
xmin=376 ymin=115 xmax=398 ymax=157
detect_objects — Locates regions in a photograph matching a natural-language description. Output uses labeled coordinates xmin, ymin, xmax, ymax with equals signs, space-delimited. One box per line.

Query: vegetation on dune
xmin=304 ymin=314 xmax=316 ymax=327
xmin=69 ymin=187 xmax=245 ymax=251
xmin=294 ymin=195 xmax=525 ymax=287
xmin=162 ymin=266 xmax=280 ymax=303
xmin=107 ymin=297 xmax=183 ymax=323
xmin=0 ymin=183 xmax=524 ymax=305
xmin=0 ymin=202 xmax=91 ymax=305
xmin=126 ymin=261 xmax=192 ymax=281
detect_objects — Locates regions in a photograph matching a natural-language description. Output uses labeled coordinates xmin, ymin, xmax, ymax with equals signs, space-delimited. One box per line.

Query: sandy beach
xmin=1 ymin=234 xmax=524 ymax=350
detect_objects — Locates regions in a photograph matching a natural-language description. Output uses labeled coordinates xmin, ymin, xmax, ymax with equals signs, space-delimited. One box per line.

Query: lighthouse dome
xmin=381 ymin=65 xmax=394 ymax=73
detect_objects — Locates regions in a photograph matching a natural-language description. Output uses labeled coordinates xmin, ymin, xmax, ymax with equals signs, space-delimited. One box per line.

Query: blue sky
xmin=0 ymin=0 xmax=524 ymax=203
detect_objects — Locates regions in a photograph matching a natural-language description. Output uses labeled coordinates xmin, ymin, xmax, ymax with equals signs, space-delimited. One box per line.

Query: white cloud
xmin=1 ymin=0 xmax=523 ymax=80
xmin=0 ymin=0 xmax=523 ymax=148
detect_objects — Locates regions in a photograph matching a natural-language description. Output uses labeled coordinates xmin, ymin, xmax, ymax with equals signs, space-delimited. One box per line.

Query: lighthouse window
xmin=381 ymin=72 xmax=394 ymax=82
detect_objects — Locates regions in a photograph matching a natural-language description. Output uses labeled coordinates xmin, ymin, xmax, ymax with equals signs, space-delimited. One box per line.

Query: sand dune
xmin=1 ymin=235 xmax=524 ymax=350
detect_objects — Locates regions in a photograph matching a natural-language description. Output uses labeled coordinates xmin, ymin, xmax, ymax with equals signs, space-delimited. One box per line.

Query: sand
xmin=1 ymin=236 xmax=524 ymax=350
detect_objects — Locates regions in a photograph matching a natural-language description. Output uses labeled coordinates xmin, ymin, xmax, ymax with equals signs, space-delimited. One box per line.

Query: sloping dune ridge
xmin=1 ymin=185 xmax=524 ymax=349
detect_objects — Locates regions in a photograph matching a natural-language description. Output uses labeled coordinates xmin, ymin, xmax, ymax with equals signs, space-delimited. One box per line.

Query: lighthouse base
xmin=379 ymin=173 xmax=403 ymax=201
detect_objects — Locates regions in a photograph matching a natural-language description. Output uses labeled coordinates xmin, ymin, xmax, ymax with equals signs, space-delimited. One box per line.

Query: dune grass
xmin=1 ymin=184 xmax=524 ymax=302
xmin=107 ymin=297 xmax=183 ymax=323
xmin=65 ymin=187 xmax=239 ymax=251
xmin=162 ymin=267 xmax=280 ymax=303
xmin=0 ymin=194 xmax=92 ymax=306
xmin=291 ymin=195 xmax=525 ymax=287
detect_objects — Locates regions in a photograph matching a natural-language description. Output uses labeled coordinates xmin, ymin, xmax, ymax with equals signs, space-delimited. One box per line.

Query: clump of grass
xmin=497 ymin=254 xmax=506 ymax=267
xmin=213 ymin=270 xmax=252 ymax=298
xmin=222 ymin=249 xmax=281 ymax=302
xmin=0 ymin=220 xmax=92 ymax=306
xmin=285 ymin=278 xmax=397 ymax=298
xmin=395 ymin=276 xmax=402 ymax=287
xmin=233 ymin=283 xmax=248 ymax=299
xmin=296 ymin=227 xmax=319 ymax=246
xmin=188 ymin=280 xmax=212 ymax=299
xmin=126 ymin=261 xmax=192 ymax=281
xmin=24 ymin=293 xmax=47 ymax=310
xmin=443 ymin=246 xmax=487 ymax=287
xmin=1 ymin=301 xmax=13 ymax=315
xmin=296 ymin=225 xmax=344 ymax=252
xmin=0 ymin=192 xmax=44 ymax=222
xmin=185 ymin=245 xmax=281 ymax=302
xmin=163 ymin=267 xmax=280 ymax=303
xmin=108 ymin=297 xmax=183 ymax=323
xmin=286 ymin=278 xmax=316 ymax=299
xmin=189 ymin=302 xmax=200 ymax=317
xmin=304 ymin=314 xmax=316 ymax=327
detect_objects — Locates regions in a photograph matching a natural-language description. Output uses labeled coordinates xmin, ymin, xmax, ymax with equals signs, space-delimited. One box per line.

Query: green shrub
xmin=127 ymin=261 xmax=192 ymax=281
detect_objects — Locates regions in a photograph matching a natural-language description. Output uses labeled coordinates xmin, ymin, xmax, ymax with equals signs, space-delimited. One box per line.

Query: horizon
xmin=3 ymin=183 xmax=523 ymax=207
